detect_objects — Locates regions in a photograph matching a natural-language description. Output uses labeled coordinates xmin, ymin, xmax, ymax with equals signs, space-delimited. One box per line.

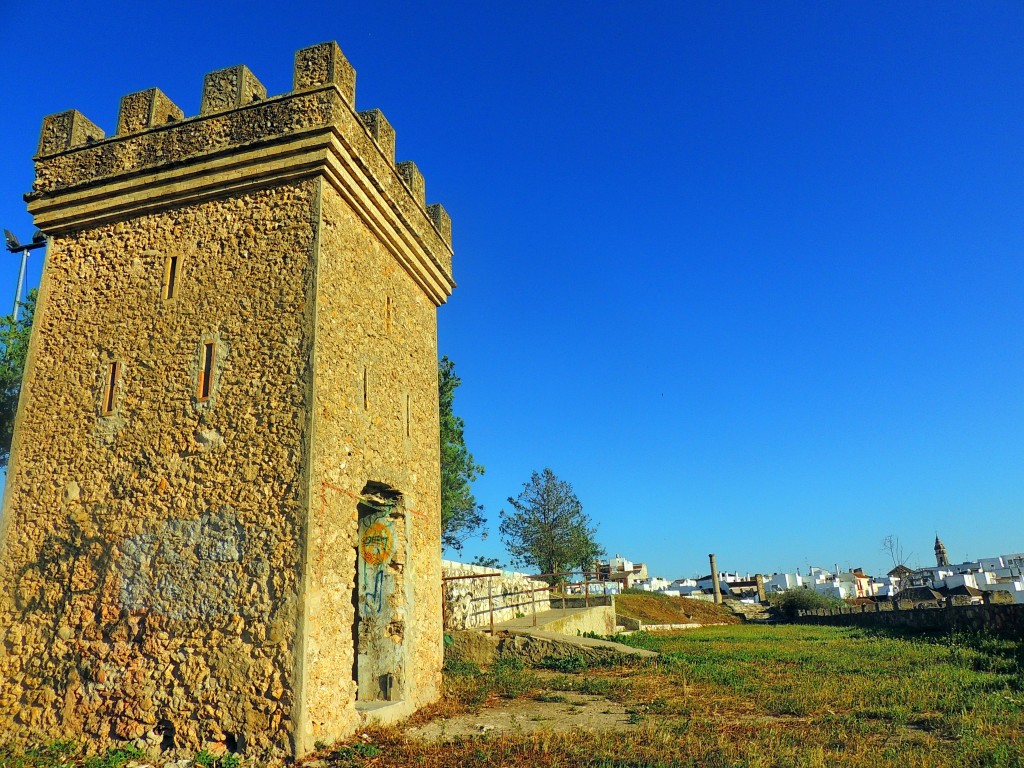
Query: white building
xmin=764 ymin=572 xmax=803 ymax=593
xmin=634 ymin=576 xmax=671 ymax=592
xmin=904 ymin=550 xmax=1024 ymax=604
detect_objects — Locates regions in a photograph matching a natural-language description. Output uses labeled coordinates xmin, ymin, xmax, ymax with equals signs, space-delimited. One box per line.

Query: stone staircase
xmin=724 ymin=599 xmax=775 ymax=623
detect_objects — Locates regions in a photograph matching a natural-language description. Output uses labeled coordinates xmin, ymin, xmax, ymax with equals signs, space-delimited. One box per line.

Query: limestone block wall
xmin=300 ymin=182 xmax=444 ymax=749
xmin=0 ymin=181 xmax=318 ymax=755
xmin=795 ymin=602 xmax=1024 ymax=637
xmin=442 ymin=561 xmax=551 ymax=630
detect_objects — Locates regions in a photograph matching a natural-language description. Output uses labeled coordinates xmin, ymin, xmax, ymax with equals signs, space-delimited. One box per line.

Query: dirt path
xmin=404 ymin=690 xmax=637 ymax=741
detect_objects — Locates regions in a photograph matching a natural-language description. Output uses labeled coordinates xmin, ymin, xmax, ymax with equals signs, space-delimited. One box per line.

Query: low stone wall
xmin=795 ymin=602 xmax=1024 ymax=636
xmin=442 ymin=560 xmax=551 ymax=631
xmin=548 ymin=594 xmax=614 ymax=610
xmin=540 ymin=605 xmax=617 ymax=636
xmin=617 ymin=614 xmax=642 ymax=631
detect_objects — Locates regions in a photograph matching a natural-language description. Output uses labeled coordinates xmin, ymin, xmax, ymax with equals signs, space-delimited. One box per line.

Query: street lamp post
xmin=3 ymin=230 xmax=46 ymax=320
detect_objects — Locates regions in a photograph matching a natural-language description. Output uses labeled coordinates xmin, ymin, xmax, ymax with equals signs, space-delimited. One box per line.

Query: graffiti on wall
xmin=359 ymin=513 xmax=394 ymax=615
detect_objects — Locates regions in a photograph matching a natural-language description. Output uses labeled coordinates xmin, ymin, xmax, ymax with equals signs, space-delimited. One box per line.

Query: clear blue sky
xmin=1 ymin=2 xmax=1021 ymax=580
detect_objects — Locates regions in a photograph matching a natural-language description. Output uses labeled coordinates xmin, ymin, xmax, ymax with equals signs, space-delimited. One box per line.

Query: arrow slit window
xmin=102 ymin=362 xmax=120 ymax=416
xmin=198 ymin=341 xmax=215 ymax=401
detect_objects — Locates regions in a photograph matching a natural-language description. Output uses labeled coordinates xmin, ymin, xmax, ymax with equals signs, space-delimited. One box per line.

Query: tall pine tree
xmin=499 ymin=468 xmax=603 ymax=577
xmin=439 ymin=356 xmax=485 ymax=551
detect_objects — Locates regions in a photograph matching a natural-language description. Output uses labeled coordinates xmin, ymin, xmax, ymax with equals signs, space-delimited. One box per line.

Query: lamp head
xmin=4 ymin=229 xmax=21 ymax=251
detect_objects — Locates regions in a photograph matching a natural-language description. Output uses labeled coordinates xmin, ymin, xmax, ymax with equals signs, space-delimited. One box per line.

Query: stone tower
xmin=0 ymin=42 xmax=454 ymax=759
xmin=935 ymin=535 xmax=950 ymax=567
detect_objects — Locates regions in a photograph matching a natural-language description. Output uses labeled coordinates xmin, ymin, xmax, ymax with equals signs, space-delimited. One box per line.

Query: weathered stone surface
xmin=37 ymin=110 xmax=104 ymax=155
xmin=795 ymin=602 xmax=1024 ymax=636
xmin=1 ymin=40 xmax=454 ymax=762
xmin=0 ymin=183 xmax=317 ymax=758
xmin=200 ymin=65 xmax=266 ymax=115
xmin=426 ymin=203 xmax=452 ymax=247
xmin=359 ymin=109 xmax=395 ymax=164
xmin=396 ymin=161 xmax=426 ymax=206
xmin=442 ymin=561 xmax=550 ymax=631
xmin=295 ymin=42 xmax=356 ymax=105
xmin=496 ymin=631 xmax=657 ymax=665
xmin=117 ymin=89 xmax=184 ymax=135
xmin=445 ymin=630 xmax=498 ymax=667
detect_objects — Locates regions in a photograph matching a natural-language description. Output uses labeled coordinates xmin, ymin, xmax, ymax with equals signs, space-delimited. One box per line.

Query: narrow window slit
xmin=363 ymin=367 xmax=369 ymax=410
xmin=385 ymin=296 xmax=392 ymax=334
xmin=163 ymin=255 xmax=179 ymax=300
xmin=405 ymin=394 xmax=411 ymax=437
xmin=102 ymin=362 xmax=120 ymax=415
xmin=199 ymin=342 xmax=215 ymax=401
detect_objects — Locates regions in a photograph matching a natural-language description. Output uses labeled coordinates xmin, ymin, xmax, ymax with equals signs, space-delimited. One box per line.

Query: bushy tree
xmin=0 ymin=289 xmax=36 ymax=468
xmin=499 ymin=468 xmax=603 ymax=577
xmin=439 ymin=356 xmax=485 ymax=552
xmin=769 ymin=587 xmax=843 ymax=618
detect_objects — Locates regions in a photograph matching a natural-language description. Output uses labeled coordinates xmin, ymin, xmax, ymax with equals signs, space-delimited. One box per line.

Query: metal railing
xmin=441 ymin=568 xmax=625 ymax=635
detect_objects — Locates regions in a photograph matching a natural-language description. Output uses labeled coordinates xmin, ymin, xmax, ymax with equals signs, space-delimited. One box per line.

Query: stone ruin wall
xmin=442 ymin=561 xmax=552 ymax=631
xmin=0 ymin=41 xmax=454 ymax=760
xmin=795 ymin=601 xmax=1024 ymax=637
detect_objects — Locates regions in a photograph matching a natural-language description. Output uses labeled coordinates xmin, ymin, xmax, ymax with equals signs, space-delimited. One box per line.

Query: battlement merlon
xmin=25 ymin=41 xmax=454 ymax=305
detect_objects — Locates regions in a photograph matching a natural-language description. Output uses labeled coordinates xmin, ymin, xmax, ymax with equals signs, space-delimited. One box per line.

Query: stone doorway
xmin=353 ymin=482 xmax=407 ymax=706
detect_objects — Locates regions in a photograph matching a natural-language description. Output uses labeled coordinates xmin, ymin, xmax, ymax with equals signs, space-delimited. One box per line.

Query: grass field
xmin=330 ymin=624 xmax=1024 ymax=768
xmin=4 ymin=624 xmax=1022 ymax=767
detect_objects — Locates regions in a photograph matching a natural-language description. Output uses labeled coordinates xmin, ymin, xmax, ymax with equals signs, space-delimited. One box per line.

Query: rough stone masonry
xmin=0 ymin=41 xmax=455 ymax=760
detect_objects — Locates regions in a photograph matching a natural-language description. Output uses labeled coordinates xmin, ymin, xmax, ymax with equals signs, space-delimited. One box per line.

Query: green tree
xmin=439 ymin=356 xmax=485 ymax=552
xmin=768 ymin=587 xmax=843 ymax=618
xmin=499 ymin=468 xmax=603 ymax=577
xmin=0 ymin=289 xmax=37 ymax=468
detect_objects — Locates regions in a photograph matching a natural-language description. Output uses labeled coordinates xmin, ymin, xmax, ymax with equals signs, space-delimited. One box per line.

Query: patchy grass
xmin=324 ymin=624 xmax=1024 ymax=768
xmin=7 ymin=625 xmax=1022 ymax=767
xmin=0 ymin=743 xmax=172 ymax=768
xmin=615 ymin=591 xmax=740 ymax=626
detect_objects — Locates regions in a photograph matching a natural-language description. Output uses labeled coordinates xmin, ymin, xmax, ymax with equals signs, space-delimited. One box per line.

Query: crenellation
xmin=30 ymin=90 xmax=453 ymax=291
xmin=426 ymin=203 xmax=452 ymax=246
xmin=37 ymin=110 xmax=106 ymax=157
xmin=117 ymin=89 xmax=184 ymax=136
xmin=359 ymin=109 xmax=395 ymax=164
xmin=395 ymin=160 xmax=425 ymax=205
xmin=294 ymin=42 xmax=356 ymax=106
xmin=200 ymin=65 xmax=267 ymax=115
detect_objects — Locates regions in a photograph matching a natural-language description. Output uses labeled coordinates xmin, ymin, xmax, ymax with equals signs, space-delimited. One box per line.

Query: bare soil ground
xmin=405 ymin=679 xmax=634 ymax=742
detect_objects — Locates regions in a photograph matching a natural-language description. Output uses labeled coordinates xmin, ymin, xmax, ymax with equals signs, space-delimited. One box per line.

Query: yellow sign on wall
xmin=360 ymin=521 xmax=394 ymax=566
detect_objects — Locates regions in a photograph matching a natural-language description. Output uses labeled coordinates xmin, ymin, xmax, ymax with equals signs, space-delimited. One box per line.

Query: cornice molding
xmin=28 ymin=123 xmax=455 ymax=306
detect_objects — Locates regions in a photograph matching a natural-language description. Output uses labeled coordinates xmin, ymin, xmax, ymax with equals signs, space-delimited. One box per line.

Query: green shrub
xmin=443 ymin=658 xmax=481 ymax=677
xmin=769 ymin=588 xmax=844 ymax=617
xmin=489 ymin=657 xmax=538 ymax=698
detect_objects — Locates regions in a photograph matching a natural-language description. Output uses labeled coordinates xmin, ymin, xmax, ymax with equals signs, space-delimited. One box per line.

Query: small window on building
xmin=405 ymin=394 xmax=411 ymax=437
xmin=385 ymin=296 xmax=393 ymax=334
xmin=102 ymin=362 xmax=120 ymax=416
xmin=363 ymin=367 xmax=369 ymax=410
xmin=198 ymin=341 xmax=215 ymax=401
xmin=163 ymin=255 xmax=179 ymax=300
